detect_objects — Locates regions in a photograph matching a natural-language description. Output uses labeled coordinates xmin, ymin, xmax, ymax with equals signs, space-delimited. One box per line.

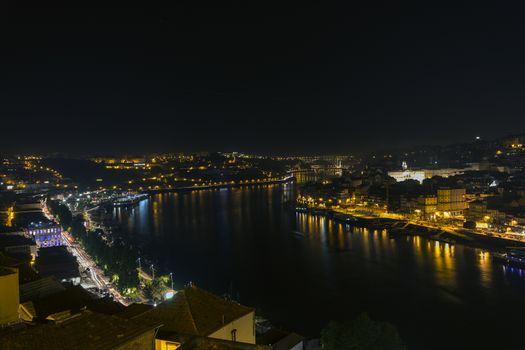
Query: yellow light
xmin=6 ymin=207 xmax=14 ymax=227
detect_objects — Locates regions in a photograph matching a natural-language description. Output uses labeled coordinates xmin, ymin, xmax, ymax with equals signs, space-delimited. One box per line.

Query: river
xmin=111 ymin=184 xmax=525 ymax=349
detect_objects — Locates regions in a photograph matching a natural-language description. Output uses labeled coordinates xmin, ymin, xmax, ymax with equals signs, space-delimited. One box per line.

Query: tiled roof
xmin=0 ymin=234 xmax=35 ymax=248
xmin=19 ymin=276 xmax=66 ymax=302
xmin=136 ymin=285 xmax=254 ymax=337
xmin=118 ymin=303 xmax=154 ymax=319
xmin=0 ymin=311 xmax=162 ymax=350
xmin=20 ymin=285 xmax=94 ymax=321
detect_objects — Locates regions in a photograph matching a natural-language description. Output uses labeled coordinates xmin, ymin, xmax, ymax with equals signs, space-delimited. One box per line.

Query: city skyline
xmin=5 ymin=4 xmax=525 ymax=350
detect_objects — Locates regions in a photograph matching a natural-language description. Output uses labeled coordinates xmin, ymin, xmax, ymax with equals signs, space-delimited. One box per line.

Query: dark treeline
xmin=321 ymin=313 xmax=405 ymax=350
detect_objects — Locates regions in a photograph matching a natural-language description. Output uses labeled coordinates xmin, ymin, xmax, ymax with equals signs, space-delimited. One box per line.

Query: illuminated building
xmin=437 ymin=188 xmax=467 ymax=217
xmin=466 ymin=200 xmax=509 ymax=227
xmin=389 ymin=166 xmax=478 ymax=184
xmin=417 ymin=195 xmax=438 ymax=219
xmin=24 ymin=220 xmax=62 ymax=248
xmin=388 ymin=170 xmax=426 ymax=183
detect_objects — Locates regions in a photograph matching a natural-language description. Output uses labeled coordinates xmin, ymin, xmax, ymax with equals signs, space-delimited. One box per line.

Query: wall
xmin=0 ymin=267 xmax=19 ymax=325
xmin=208 ymin=311 xmax=256 ymax=344
xmin=115 ymin=329 xmax=157 ymax=350
xmin=155 ymin=339 xmax=181 ymax=350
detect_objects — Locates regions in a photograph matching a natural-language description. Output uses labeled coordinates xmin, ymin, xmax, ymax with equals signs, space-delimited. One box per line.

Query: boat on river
xmin=333 ymin=213 xmax=358 ymax=224
xmin=493 ymin=249 xmax=525 ymax=268
xmin=112 ymin=194 xmax=149 ymax=207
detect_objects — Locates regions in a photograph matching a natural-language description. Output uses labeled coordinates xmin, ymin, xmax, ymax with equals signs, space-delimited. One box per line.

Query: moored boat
xmin=493 ymin=249 xmax=525 ymax=268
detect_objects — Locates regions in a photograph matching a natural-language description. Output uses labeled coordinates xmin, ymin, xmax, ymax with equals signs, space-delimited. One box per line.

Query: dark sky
xmin=2 ymin=3 xmax=525 ymax=155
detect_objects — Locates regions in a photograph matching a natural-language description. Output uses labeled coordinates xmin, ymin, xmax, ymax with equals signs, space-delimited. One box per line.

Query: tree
xmin=47 ymin=200 xmax=72 ymax=227
xmin=321 ymin=313 xmax=405 ymax=350
xmin=145 ymin=275 xmax=170 ymax=301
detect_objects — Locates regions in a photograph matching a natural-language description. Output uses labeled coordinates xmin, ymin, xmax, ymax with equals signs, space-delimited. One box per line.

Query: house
xmin=126 ymin=285 xmax=257 ymax=350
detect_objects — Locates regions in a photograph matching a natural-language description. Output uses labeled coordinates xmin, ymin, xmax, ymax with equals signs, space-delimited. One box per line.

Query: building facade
xmin=0 ymin=267 xmax=19 ymax=326
xmin=24 ymin=220 xmax=62 ymax=248
xmin=437 ymin=188 xmax=467 ymax=217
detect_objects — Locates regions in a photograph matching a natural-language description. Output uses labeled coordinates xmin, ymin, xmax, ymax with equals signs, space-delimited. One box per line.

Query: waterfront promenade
xmin=306 ymin=206 xmax=525 ymax=248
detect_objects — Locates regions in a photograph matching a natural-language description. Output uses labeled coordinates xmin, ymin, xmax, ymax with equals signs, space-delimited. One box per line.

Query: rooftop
xmin=20 ymin=285 xmax=94 ymax=321
xmin=13 ymin=212 xmax=49 ymax=228
xmin=257 ymin=329 xmax=304 ymax=350
xmin=132 ymin=285 xmax=254 ymax=337
xmin=35 ymin=246 xmax=79 ymax=280
xmin=0 ymin=266 xmax=17 ymax=277
xmin=0 ymin=234 xmax=35 ymax=249
xmin=26 ymin=219 xmax=61 ymax=230
xmin=179 ymin=337 xmax=270 ymax=350
xmin=19 ymin=276 xmax=66 ymax=302
xmin=0 ymin=311 xmax=162 ymax=350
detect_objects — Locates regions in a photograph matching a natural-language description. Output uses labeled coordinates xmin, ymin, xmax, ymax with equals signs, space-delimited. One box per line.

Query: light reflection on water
xmin=111 ymin=185 xmax=525 ymax=350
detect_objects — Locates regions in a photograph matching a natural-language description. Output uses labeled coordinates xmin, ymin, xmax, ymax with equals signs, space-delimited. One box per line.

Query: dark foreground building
xmin=0 ymin=311 xmax=161 ymax=350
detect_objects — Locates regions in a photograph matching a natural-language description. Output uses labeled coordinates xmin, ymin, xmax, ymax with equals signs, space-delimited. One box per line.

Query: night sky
xmin=2 ymin=4 xmax=525 ymax=155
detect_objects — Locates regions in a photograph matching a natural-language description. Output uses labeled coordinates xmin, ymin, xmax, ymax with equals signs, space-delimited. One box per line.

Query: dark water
xmin=112 ymin=184 xmax=525 ymax=349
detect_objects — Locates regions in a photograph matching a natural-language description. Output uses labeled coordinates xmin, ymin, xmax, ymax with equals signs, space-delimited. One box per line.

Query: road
xmin=43 ymin=204 xmax=129 ymax=305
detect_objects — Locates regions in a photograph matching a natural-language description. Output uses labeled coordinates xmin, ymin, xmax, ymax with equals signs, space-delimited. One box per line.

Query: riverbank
xmin=295 ymin=206 xmax=525 ymax=250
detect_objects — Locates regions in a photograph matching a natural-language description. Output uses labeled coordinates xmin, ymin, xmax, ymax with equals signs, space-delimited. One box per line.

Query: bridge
xmin=146 ymin=176 xmax=295 ymax=194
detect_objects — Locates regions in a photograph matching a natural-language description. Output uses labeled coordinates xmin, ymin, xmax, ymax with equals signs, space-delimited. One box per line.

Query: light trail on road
xmin=43 ymin=204 xmax=129 ymax=305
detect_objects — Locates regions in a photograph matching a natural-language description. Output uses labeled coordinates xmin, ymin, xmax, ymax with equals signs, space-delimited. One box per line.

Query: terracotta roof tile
xmin=136 ymin=285 xmax=254 ymax=337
